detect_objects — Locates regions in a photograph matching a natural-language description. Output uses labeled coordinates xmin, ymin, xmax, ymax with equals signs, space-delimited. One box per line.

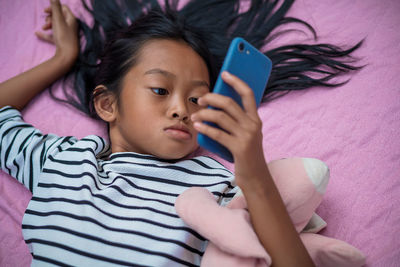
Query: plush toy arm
xmin=300 ymin=233 xmax=366 ymax=267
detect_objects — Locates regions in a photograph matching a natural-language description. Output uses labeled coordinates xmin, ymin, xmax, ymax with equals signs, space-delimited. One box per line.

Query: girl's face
xmin=108 ymin=39 xmax=210 ymax=159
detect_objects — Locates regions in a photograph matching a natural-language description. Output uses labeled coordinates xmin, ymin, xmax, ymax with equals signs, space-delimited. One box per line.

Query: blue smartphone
xmin=197 ymin=37 xmax=272 ymax=162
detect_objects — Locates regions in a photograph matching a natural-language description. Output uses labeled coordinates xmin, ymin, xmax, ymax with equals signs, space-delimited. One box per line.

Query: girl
xmin=0 ymin=0 xmax=362 ymax=266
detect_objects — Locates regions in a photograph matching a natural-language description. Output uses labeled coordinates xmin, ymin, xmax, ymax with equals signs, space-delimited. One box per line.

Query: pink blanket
xmin=1 ymin=0 xmax=399 ymax=266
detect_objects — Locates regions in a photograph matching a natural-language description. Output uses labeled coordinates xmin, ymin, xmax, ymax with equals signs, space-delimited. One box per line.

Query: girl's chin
xmin=155 ymin=145 xmax=199 ymax=160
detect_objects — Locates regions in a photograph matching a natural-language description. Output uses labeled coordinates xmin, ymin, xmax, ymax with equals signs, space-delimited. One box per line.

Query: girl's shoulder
xmin=0 ymin=105 xmax=110 ymax=160
xmin=50 ymin=134 xmax=110 ymax=161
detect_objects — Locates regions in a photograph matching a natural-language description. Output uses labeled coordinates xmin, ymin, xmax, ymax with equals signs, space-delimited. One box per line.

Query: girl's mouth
xmin=164 ymin=124 xmax=192 ymax=140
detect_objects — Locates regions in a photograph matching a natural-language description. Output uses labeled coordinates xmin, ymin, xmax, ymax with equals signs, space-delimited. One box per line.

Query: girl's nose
xmin=169 ymin=98 xmax=189 ymax=122
xmin=172 ymin=112 xmax=189 ymax=122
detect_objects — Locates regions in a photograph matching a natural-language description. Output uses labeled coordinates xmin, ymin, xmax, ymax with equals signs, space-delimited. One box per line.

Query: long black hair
xmin=53 ymin=0 xmax=364 ymax=118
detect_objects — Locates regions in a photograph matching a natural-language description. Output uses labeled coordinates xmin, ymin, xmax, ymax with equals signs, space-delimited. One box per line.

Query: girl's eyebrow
xmin=144 ymin=68 xmax=210 ymax=89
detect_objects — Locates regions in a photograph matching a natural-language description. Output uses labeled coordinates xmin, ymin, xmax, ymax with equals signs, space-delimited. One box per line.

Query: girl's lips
xmin=164 ymin=128 xmax=192 ymax=140
xmin=164 ymin=124 xmax=192 ymax=140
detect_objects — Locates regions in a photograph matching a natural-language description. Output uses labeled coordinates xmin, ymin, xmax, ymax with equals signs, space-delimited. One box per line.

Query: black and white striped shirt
xmin=0 ymin=106 xmax=238 ymax=266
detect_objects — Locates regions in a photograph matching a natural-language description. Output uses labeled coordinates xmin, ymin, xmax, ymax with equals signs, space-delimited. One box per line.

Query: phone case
xmin=197 ymin=37 xmax=272 ymax=162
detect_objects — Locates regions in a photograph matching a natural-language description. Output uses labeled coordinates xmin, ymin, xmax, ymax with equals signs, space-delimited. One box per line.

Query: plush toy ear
xmin=267 ymin=157 xmax=330 ymax=232
xmin=300 ymin=233 xmax=366 ymax=267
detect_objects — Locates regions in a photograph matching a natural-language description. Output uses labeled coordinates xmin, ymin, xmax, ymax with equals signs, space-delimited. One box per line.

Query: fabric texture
xmin=0 ymin=0 xmax=400 ymax=266
xmin=0 ymin=106 xmax=238 ymax=266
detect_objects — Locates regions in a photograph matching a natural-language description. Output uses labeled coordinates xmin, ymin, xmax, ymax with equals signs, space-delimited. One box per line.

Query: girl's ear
xmin=93 ymin=85 xmax=118 ymax=123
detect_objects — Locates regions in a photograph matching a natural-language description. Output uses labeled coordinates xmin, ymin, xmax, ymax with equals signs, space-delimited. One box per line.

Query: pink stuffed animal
xmin=175 ymin=157 xmax=366 ymax=267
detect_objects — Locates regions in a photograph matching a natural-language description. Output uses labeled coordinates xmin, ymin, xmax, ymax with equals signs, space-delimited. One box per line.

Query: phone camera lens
xmin=238 ymin=42 xmax=245 ymax=52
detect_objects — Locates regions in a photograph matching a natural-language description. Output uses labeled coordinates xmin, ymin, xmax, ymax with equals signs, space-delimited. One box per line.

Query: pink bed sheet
xmin=1 ymin=0 xmax=399 ymax=266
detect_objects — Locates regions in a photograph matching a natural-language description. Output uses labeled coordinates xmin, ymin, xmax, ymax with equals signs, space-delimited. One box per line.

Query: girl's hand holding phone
xmin=35 ymin=0 xmax=79 ymax=68
xmin=192 ymin=71 xmax=268 ymax=190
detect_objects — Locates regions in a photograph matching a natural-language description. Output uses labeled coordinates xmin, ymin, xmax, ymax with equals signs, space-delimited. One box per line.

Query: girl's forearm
xmin=0 ymin=54 xmax=73 ymax=110
xmin=241 ymin=167 xmax=315 ymax=267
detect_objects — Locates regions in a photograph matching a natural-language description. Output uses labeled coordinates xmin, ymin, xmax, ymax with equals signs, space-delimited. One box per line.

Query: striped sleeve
xmin=0 ymin=106 xmax=76 ymax=193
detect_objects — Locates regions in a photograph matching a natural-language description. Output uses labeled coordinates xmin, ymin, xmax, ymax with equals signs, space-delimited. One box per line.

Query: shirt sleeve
xmin=0 ymin=106 xmax=75 ymax=193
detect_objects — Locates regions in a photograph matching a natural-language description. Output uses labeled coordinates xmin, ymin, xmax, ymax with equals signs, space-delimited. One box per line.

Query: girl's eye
xmin=189 ymin=97 xmax=199 ymax=104
xmin=151 ymin=88 xmax=168 ymax=95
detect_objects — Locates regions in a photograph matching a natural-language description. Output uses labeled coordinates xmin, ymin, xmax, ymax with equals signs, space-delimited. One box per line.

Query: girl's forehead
xmin=134 ymin=39 xmax=210 ymax=81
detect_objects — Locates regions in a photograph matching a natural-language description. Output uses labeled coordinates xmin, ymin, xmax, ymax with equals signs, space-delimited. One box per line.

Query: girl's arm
xmin=192 ymin=71 xmax=315 ymax=267
xmin=0 ymin=0 xmax=78 ymax=111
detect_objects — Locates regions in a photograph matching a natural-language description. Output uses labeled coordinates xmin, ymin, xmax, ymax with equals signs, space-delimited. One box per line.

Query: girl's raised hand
xmin=191 ymin=71 xmax=268 ymax=189
xmin=35 ymin=0 xmax=79 ymax=66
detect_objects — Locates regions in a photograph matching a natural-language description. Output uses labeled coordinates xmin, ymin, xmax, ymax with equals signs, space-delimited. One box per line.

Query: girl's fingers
xmin=221 ymin=71 xmax=258 ymax=119
xmin=198 ymin=93 xmax=248 ymax=124
xmin=42 ymin=22 xmax=52 ymax=30
xmin=193 ymin=121 xmax=234 ymax=149
xmin=192 ymin=108 xmax=239 ymax=136
xmin=42 ymin=15 xmax=52 ymax=30
xmin=35 ymin=31 xmax=54 ymax=43
xmin=50 ymin=0 xmax=66 ymax=27
xmin=62 ymin=4 xmax=75 ymax=23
